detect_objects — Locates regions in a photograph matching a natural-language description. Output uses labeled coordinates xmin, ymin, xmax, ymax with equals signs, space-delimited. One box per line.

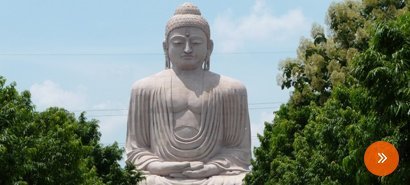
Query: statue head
xmin=163 ymin=2 xmax=214 ymax=70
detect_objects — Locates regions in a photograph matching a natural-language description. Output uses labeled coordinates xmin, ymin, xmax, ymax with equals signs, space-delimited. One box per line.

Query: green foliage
xmin=0 ymin=76 xmax=143 ymax=185
xmin=246 ymin=0 xmax=409 ymax=184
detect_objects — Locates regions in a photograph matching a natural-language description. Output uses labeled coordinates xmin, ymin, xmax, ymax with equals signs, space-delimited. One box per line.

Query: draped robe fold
xmin=126 ymin=71 xmax=251 ymax=185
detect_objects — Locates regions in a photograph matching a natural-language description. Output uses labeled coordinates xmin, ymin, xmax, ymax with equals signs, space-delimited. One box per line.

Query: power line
xmin=0 ymin=51 xmax=294 ymax=56
xmin=0 ymin=52 xmax=161 ymax=56
xmin=248 ymin=107 xmax=281 ymax=110
xmin=103 ymin=136 xmax=263 ymax=145
xmin=72 ymin=102 xmax=284 ymax=113
xmin=89 ymin=114 xmax=127 ymax=117
xmin=73 ymin=104 xmax=282 ymax=117
xmin=86 ymin=107 xmax=280 ymax=118
xmin=75 ymin=107 xmax=280 ymax=117
xmin=73 ymin=108 xmax=128 ymax=112
xmin=248 ymin=102 xmax=283 ymax=105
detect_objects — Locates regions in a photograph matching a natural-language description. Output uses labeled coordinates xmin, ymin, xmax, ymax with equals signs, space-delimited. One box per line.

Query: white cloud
xmin=91 ymin=100 xmax=126 ymax=110
xmin=29 ymin=81 xmax=128 ymax=161
xmin=30 ymin=80 xmax=86 ymax=111
xmin=213 ymin=0 xmax=309 ymax=52
xmin=30 ymin=80 xmax=128 ymax=146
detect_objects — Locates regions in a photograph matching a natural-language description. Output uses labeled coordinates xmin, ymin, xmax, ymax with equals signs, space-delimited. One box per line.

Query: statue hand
xmin=182 ymin=164 xmax=223 ymax=178
xmin=147 ymin=161 xmax=190 ymax=176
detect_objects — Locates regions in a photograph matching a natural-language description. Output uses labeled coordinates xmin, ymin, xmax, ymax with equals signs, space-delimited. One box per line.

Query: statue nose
xmin=184 ymin=41 xmax=192 ymax=54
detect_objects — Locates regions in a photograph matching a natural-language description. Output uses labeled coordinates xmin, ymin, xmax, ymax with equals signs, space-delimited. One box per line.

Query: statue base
xmin=138 ymin=173 xmax=246 ymax=185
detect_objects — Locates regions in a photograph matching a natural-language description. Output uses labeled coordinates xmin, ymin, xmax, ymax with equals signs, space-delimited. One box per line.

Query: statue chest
xmin=169 ymin=80 xmax=208 ymax=138
xmin=169 ymin=78 xmax=207 ymax=113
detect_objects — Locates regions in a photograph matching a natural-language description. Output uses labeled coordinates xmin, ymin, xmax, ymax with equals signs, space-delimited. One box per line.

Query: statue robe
xmin=126 ymin=70 xmax=251 ymax=185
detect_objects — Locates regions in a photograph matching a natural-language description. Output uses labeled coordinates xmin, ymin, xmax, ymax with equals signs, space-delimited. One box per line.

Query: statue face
xmin=167 ymin=27 xmax=208 ymax=71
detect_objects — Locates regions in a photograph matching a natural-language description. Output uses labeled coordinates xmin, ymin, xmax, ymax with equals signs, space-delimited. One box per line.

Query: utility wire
xmin=72 ymin=102 xmax=284 ymax=113
xmin=73 ymin=103 xmax=283 ymax=117
xmin=105 ymin=136 xmax=263 ymax=145
xmin=85 ymin=107 xmax=280 ymax=118
xmin=0 ymin=51 xmax=294 ymax=56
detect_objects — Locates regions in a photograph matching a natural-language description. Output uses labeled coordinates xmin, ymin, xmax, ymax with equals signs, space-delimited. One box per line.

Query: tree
xmin=0 ymin=76 xmax=143 ymax=185
xmin=245 ymin=0 xmax=409 ymax=184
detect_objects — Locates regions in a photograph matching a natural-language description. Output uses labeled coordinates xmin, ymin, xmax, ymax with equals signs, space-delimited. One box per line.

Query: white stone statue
xmin=126 ymin=3 xmax=251 ymax=184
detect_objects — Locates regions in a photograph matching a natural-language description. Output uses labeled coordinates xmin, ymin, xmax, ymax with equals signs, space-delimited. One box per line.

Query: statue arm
xmin=208 ymin=85 xmax=251 ymax=174
xmin=125 ymin=86 xmax=160 ymax=171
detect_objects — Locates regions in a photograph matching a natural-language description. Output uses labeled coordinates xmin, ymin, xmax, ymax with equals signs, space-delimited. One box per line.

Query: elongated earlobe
xmin=163 ymin=41 xmax=170 ymax=69
xmin=203 ymin=40 xmax=213 ymax=70
xmin=165 ymin=56 xmax=170 ymax=69
xmin=203 ymin=57 xmax=210 ymax=70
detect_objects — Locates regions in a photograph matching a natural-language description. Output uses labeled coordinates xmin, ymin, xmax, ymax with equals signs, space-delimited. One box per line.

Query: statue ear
xmin=163 ymin=40 xmax=170 ymax=69
xmin=208 ymin=39 xmax=214 ymax=56
xmin=163 ymin=40 xmax=167 ymax=52
xmin=203 ymin=39 xmax=214 ymax=71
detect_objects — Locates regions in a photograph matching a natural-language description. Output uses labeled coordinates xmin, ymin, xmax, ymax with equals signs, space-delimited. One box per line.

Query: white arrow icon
xmin=378 ymin=153 xmax=387 ymax=163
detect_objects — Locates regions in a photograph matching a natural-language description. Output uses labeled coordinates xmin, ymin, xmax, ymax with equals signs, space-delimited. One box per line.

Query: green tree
xmin=0 ymin=76 xmax=143 ymax=185
xmin=246 ymin=0 xmax=409 ymax=184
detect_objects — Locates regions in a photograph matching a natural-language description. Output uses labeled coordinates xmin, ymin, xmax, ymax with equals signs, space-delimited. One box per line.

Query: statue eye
xmin=191 ymin=38 xmax=203 ymax=45
xmin=172 ymin=40 xmax=184 ymax=45
xmin=191 ymin=40 xmax=203 ymax=45
xmin=170 ymin=37 xmax=185 ymax=45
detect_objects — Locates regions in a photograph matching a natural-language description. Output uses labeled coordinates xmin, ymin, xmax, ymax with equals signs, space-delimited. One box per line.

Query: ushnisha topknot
xmin=165 ymin=2 xmax=210 ymax=40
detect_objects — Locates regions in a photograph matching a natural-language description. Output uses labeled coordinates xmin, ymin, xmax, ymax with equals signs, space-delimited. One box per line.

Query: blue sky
xmin=0 ymin=0 xmax=337 ymax=158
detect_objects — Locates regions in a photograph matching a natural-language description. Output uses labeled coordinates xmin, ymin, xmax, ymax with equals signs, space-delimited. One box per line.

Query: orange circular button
xmin=364 ymin=141 xmax=399 ymax=176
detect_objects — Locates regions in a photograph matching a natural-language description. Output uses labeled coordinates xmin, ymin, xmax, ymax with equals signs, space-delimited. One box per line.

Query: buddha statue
xmin=126 ymin=2 xmax=251 ymax=184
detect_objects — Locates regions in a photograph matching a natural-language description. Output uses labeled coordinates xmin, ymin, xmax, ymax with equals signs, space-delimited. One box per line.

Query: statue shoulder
xmin=205 ymin=71 xmax=247 ymax=95
xmin=131 ymin=70 xmax=172 ymax=91
xmin=219 ymin=75 xmax=247 ymax=91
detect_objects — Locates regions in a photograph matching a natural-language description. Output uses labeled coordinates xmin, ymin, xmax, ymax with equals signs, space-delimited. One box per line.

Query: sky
xmin=0 ymin=0 xmax=338 ymax=162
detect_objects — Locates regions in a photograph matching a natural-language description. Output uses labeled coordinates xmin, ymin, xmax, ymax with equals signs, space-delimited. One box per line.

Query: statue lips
xmin=181 ymin=54 xmax=194 ymax=60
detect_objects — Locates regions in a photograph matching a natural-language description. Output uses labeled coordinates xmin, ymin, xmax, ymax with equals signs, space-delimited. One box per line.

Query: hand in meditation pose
xmin=126 ymin=3 xmax=251 ymax=184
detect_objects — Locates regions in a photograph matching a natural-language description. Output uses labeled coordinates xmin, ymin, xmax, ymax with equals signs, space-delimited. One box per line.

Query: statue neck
xmin=171 ymin=67 xmax=204 ymax=78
